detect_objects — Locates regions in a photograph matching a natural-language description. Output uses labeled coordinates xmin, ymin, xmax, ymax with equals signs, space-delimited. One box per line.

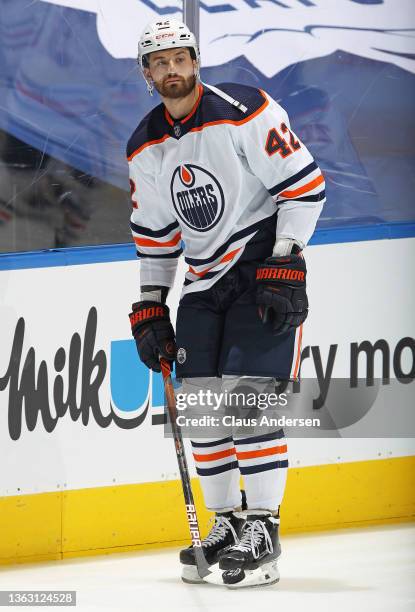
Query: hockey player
xmin=127 ymin=19 xmax=325 ymax=588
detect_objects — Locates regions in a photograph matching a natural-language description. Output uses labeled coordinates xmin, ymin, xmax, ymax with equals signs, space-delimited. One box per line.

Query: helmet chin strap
xmin=194 ymin=62 xmax=200 ymax=81
xmin=146 ymin=78 xmax=154 ymax=96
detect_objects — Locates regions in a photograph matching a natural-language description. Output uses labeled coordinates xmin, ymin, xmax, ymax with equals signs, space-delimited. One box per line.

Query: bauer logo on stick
xmin=185 ymin=504 xmax=202 ymax=547
xmin=170 ymin=164 xmax=225 ymax=231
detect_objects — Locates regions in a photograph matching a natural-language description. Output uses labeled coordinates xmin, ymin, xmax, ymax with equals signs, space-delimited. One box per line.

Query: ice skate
xmin=218 ymin=513 xmax=281 ymax=588
xmin=180 ymin=511 xmax=244 ymax=584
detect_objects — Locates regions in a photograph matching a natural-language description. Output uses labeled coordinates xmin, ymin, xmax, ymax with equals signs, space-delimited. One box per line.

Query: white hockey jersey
xmin=127 ymin=82 xmax=325 ymax=296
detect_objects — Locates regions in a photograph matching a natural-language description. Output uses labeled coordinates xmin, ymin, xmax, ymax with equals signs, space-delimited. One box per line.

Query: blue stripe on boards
xmin=0 ymin=243 xmax=137 ymax=270
xmin=1 ymin=222 xmax=414 ymax=271
xmin=309 ymin=221 xmax=415 ymax=245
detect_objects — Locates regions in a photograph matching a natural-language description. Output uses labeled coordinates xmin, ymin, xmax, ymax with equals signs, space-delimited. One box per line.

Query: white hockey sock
xmin=234 ymin=429 xmax=288 ymax=511
xmin=191 ymin=437 xmax=241 ymax=511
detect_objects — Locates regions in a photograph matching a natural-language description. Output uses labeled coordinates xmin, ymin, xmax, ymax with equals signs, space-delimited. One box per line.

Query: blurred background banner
xmin=0 ymin=0 xmax=414 ymax=252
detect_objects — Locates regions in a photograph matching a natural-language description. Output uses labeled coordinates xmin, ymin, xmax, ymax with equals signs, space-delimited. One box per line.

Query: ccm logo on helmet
xmin=155 ymin=33 xmax=174 ymax=39
xmin=170 ymin=164 xmax=225 ymax=231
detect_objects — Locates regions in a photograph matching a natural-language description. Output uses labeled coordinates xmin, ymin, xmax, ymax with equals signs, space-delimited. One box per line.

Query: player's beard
xmin=155 ymin=74 xmax=197 ymax=99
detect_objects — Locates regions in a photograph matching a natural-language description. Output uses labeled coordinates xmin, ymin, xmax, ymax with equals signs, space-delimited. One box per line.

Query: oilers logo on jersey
xmin=171 ymin=164 xmax=225 ymax=232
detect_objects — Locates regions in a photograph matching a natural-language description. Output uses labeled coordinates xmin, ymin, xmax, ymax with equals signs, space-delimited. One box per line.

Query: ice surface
xmin=0 ymin=524 xmax=413 ymax=611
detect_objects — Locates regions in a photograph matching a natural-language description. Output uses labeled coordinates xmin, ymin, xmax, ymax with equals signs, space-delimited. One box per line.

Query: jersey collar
xmin=164 ymin=83 xmax=204 ymax=128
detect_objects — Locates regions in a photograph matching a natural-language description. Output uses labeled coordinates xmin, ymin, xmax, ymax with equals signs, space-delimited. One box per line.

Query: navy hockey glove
xmin=129 ymin=301 xmax=176 ymax=372
xmin=256 ymin=254 xmax=308 ymax=335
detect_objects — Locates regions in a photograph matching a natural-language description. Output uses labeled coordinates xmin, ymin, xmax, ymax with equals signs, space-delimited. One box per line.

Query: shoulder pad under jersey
xmin=201 ymin=82 xmax=268 ymax=123
xmin=126 ymin=103 xmax=167 ymax=160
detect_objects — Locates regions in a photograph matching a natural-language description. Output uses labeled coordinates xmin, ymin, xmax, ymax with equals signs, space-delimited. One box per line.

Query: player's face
xmin=145 ymin=48 xmax=197 ymax=99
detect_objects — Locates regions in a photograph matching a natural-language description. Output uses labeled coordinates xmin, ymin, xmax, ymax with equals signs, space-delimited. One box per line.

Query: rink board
xmin=0 ymin=237 xmax=414 ymax=563
xmin=0 ymin=455 xmax=414 ymax=565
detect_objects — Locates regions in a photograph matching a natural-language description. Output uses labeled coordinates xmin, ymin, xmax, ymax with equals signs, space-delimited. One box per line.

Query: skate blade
xmin=225 ymin=560 xmax=280 ymax=589
xmin=181 ymin=564 xmax=206 ymax=584
xmin=199 ymin=563 xmax=226 ymax=586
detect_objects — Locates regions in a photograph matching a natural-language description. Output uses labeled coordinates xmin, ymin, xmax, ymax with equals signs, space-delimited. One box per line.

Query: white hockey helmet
xmin=138 ymin=19 xmax=200 ymax=93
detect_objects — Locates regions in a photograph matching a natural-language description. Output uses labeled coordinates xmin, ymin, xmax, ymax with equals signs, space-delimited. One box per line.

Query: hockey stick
xmin=159 ymin=358 xmax=211 ymax=579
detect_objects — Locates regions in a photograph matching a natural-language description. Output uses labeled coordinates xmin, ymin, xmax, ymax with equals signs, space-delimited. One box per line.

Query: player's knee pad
xmin=177 ymin=376 xmax=224 ymax=415
xmin=176 ymin=377 xmax=229 ymax=438
xmin=221 ymin=375 xmax=282 ymax=440
xmin=221 ymin=375 xmax=276 ymax=396
xmin=178 ymin=376 xmax=223 ymax=395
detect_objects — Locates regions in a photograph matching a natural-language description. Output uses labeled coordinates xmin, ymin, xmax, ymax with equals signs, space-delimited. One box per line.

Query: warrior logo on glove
xmin=256 ymin=254 xmax=308 ymax=336
xmin=129 ymin=301 xmax=177 ymax=372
